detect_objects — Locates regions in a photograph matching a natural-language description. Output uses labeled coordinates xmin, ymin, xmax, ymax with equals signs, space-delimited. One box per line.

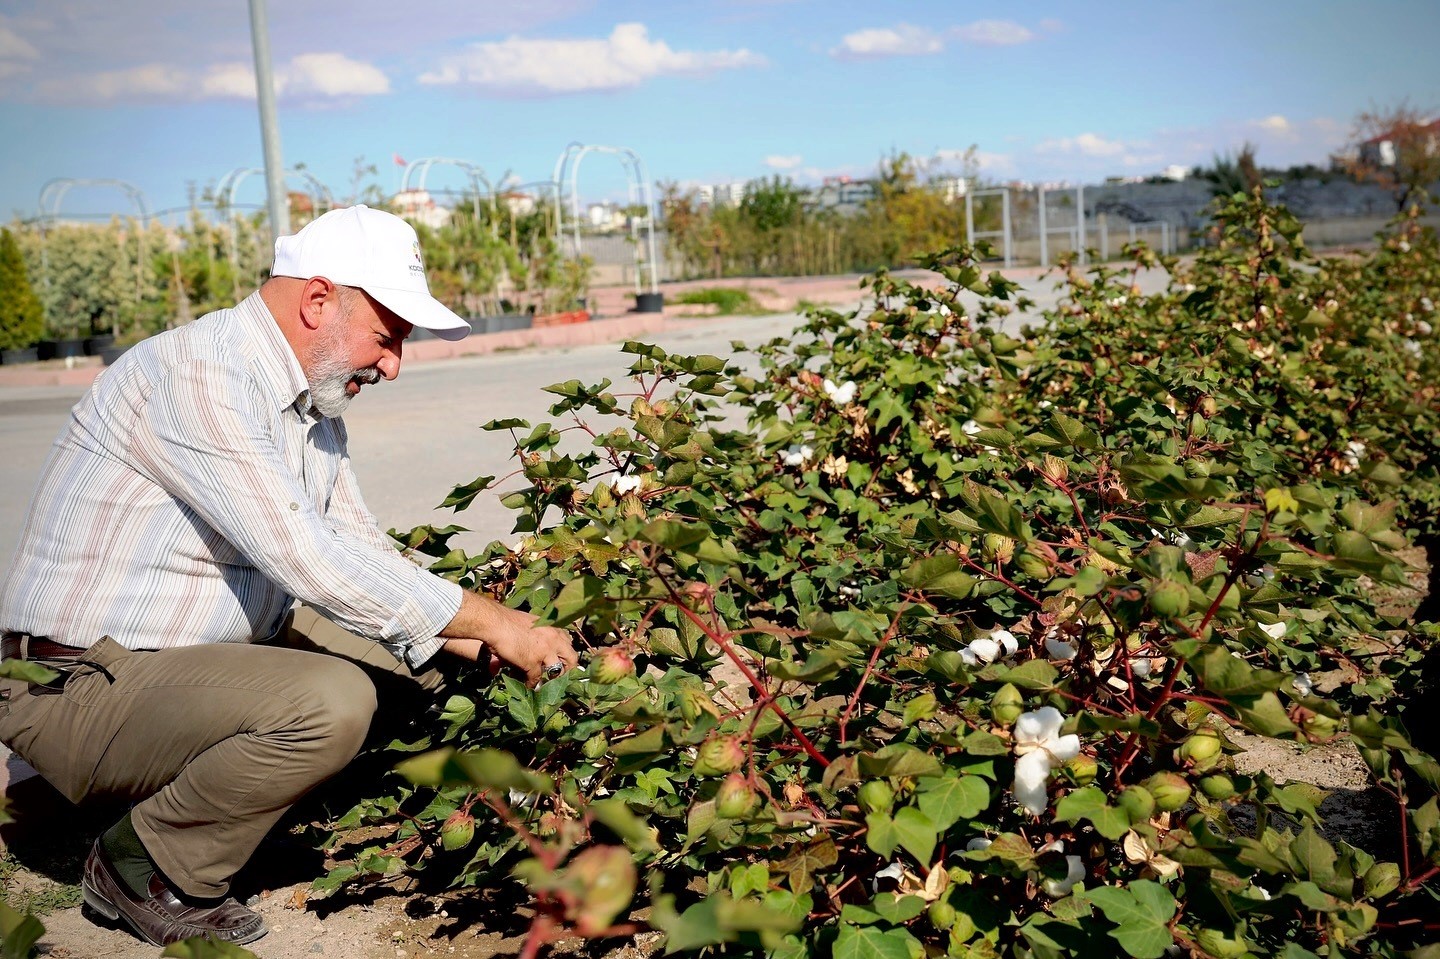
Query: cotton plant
xmin=1043 ymin=629 xmax=1076 ymax=661
xmin=1012 ymin=706 xmax=1081 ymax=815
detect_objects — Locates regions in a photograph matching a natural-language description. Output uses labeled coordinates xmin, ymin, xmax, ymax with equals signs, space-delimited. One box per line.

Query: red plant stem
xmin=955 ymin=553 xmax=1044 ymax=608
xmin=837 ymin=607 xmax=906 ymax=745
xmin=1403 ymin=863 xmax=1440 ymax=893
xmin=519 ymin=914 xmax=556 ymax=959
xmin=659 ymin=579 xmax=831 ymax=768
xmin=1395 ymin=772 xmax=1412 ymax=883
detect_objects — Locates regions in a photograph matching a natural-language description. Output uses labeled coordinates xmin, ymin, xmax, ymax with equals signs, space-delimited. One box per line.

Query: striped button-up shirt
xmin=0 ymin=292 xmax=461 ymax=667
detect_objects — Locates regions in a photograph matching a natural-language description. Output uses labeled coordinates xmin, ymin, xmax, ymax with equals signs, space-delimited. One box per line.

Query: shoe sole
xmin=82 ymin=880 xmax=268 ymax=946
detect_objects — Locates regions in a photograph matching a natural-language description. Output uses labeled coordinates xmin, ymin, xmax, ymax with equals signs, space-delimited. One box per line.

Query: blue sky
xmin=0 ymin=0 xmax=1435 ymax=222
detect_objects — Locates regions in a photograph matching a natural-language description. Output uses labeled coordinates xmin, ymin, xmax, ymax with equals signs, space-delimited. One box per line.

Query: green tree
xmin=0 ymin=227 xmax=44 ymax=350
xmin=1347 ymin=100 xmax=1440 ymax=211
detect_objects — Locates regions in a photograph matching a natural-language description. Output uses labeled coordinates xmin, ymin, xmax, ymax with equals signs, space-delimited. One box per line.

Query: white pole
xmin=248 ymin=0 xmax=289 ymax=239
xmin=1038 ymin=186 xmax=1048 ymax=267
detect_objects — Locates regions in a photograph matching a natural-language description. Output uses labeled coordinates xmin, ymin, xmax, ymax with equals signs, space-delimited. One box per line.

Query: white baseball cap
xmin=272 ymin=205 xmax=470 ymax=341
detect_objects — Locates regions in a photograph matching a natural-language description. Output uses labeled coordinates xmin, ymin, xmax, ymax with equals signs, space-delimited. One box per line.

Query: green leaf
xmin=871 ymin=893 xmax=926 ymax=924
xmin=395 ymin=747 xmax=553 ymax=794
xmin=901 ymin=692 xmax=937 ymax=727
xmin=1055 ymin=786 xmax=1133 ymax=840
xmin=0 ymin=901 xmax=45 ymax=959
xmin=891 ymin=806 xmax=938 ymax=864
xmin=1000 ymin=659 xmax=1059 ymax=690
xmin=900 ymin=556 xmax=976 ymax=599
xmin=654 ymin=891 xmax=800 ymax=953
xmin=0 ymin=659 xmax=59 ymax=685
xmin=551 ymin=574 xmax=605 ymax=626
xmin=503 ymin=675 xmax=538 ymax=732
xmin=590 ymin=797 xmax=660 ymax=853
xmin=775 ymin=838 xmax=838 ymax=895
xmin=916 ymin=774 xmax=989 ymax=829
xmin=833 ymin=925 xmax=920 ymax=959
xmin=160 ymin=937 xmax=260 ymax=959
xmin=858 ymin=744 xmax=942 ymax=780
xmin=1194 ymin=648 xmax=1286 ymax=698
xmin=441 ymin=475 xmax=494 ymax=511
xmin=1084 ymin=881 xmax=1178 ymax=958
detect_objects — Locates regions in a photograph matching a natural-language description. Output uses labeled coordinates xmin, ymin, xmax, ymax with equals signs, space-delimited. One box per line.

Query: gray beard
xmin=308 ymin=322 xmax=381 ymax=418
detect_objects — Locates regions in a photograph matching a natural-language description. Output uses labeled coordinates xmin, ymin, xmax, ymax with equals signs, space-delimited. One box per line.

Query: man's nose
xmin=379 ymin=342 xmax=402 ymax=380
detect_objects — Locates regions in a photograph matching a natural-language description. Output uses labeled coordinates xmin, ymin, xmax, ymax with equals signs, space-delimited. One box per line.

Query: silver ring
xmin=544 ymin=662 xmax=565 ymax=678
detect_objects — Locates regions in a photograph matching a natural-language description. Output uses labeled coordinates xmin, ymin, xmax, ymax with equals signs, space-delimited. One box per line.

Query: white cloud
xmin=764 ymin=154 xmax=804 ymax=170
xmin=282 ymin=52 xmax=390 ymax=98
xmin=1251 ymin=114 xmax=1294 ymax=137
xmin=38 ymin=52 xmax=390 ymax=103
xmin=1037 ymin=132 xmax=1128 ymax=157
xmin=953 ymin=19 xmax=1035 ymax=46
xmin=418 ymin=22 xmax=763 ymax=95
xmin=831 ymin=23 xmax=944 ymax=59
xmin=0 ymin=19 xmax=39 ymax=80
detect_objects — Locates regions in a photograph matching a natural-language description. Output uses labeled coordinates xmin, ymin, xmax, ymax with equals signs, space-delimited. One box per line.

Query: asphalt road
xmin=0 ymin=268 xmax=1171 ymax=566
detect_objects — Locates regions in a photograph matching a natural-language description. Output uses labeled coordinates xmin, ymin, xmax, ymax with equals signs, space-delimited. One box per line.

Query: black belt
xmin=1 ymin=632 xmax=88 ymax=661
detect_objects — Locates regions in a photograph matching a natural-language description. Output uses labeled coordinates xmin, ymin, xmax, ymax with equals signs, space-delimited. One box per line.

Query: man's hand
xmin=441 ymin=591 xmax=579 ymax=684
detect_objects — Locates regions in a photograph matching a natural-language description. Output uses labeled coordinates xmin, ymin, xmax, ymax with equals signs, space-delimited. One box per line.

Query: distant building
xmin=390 ymin=189 xmax=450 ymax=229
xmin=1356 ymin=118 xmax=1440 ymax=169
xmin=500 ymin=191 xmax=536 ymax=216
xmin=697 ymin=182 xmax=747 ymax=209
xmin=934 ymin=176 xmax=968 ymax=203
xmin=1161 ymin=165 xmax=1189 ymax=182
xmin=809 ymin=176 xmax=875 ymax=214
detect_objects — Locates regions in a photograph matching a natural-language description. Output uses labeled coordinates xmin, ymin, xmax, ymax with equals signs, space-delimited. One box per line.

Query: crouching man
xmin=0 ymin=206 xmax=576 ymax=946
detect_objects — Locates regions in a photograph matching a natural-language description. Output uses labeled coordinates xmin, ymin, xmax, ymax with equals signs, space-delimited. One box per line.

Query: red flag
xmin=393 ymin=153 xmax=407 ymax=167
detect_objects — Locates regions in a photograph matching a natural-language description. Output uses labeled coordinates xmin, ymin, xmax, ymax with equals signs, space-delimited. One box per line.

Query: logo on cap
xmin=410 ymin=241 xmax=425 ymax=275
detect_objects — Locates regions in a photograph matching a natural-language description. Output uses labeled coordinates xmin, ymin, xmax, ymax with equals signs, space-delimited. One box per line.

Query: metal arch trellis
xmin=216 ymin=167 xmax=334 ymax=299
xmin=399 ymin=157 xmax=496 ymax=231
xmin=551 ymin=143 xmax=660 ymax=296
xmin=36 ymin=178 xmax=153 ymax=336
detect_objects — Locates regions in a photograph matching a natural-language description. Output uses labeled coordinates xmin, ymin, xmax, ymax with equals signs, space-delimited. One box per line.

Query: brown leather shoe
xmin=81 ymin=839 xmax=267 ymax=946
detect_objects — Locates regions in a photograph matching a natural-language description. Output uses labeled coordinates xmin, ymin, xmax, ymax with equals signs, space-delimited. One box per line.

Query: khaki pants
xmin=0 ymin=607 xmax=441 ymax=898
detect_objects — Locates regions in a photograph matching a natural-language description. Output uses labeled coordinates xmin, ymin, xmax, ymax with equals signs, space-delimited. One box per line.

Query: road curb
xmin=0 ymin=312 xmax=673 ymax=390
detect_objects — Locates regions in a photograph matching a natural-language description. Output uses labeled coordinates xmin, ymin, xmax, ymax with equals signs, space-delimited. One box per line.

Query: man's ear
xmin=299 ymin=277 xmax=335 ymax=332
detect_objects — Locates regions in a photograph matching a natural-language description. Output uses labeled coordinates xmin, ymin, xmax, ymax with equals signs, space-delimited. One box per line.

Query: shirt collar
xmin=234 ymin=291 xmax=314 ymax=416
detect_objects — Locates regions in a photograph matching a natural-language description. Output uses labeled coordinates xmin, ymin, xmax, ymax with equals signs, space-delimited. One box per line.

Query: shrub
xmin=316 ymin=190 xmax=1439 ymax=958
xmin=0 ymin=228 xmax=44 ymax=351
xmin=675 ymin=287 xmax=772 ymax=315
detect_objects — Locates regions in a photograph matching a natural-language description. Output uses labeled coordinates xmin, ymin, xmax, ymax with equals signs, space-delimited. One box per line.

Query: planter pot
xmin=533 ymin=310 xmax=591 ymax=329
xmin=38 ymin=338 xmax=85 ymax=360
xmin=634 ymin=292 xmax=664 ymax=313
xmin=0 ymin=347 xmax=39 ymax=365
xmin=100 ymin=345 xmax=130 ymax=366
xmin=83 ymin=334 xmax=116 ymax=355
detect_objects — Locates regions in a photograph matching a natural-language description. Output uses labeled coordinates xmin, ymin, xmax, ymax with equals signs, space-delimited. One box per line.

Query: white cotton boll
xmin=1039 ymin=400 xmax=1053 ymax=409
xmin=1015 ymin=706 xmax=1064 ymax=747
xmin=1421 ymin=297 xmax=1434 ymax=313
xmin=1045 ymin=636 xmax=1077 ymax=661
xmin=781 ymin=444 xmax=814 ymax=467
xmin=966 ymin=637 xmax=1001 ymax=664
xmin=612 ymin=474 xmax=643 ymax=495
xmin=1047 ymin=733 xmax=1080 ymax=763
xmin=959 ymin=647 xmax=979 ymax=666
xmin=1293 ymin=673 xmax=1314 ymax=697
xmin=962 ymin=419 xmax=982 ymax=436
xmin=823 ymin=378 xmax=858 ymax=405
xmin=1182 ymin=283 xmax=1197 ymax=293
xmin=1404 ymin=339 xmax=1423 ymax=357
xmin=965 ymin=837 xmax=993 ymax=852
xmin=1043 ymin=855 xmax=1087 ymax=897
xmin=1399 ymin=240 xmax=1411 ymax=252
xmin=1418 ymin=319 xmax=1433 ymax=335
xmin=1131 ymin=658 xmax=1153 ymax=679
xmin=1012 ymin=749 xmax=1053 ymax=816
xmin=990 ymin=630 xmax=1019 ymax=657
xmin=507 ymin=789 xmax=538 ymax=809
xmin=1258 ymin=621 xmax=1286 ymax=640
xmin=871 ymin=861 xmax=905 ymax=893
xmin=838 ymin=583 xmax=861 ymax=599
xmin=1108 ymin=295 xmax=1127 ymax=307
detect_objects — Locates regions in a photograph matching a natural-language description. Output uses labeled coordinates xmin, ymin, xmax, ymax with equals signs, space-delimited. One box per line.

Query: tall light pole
xmin=248 ymin=0 xmax=289 ymax=238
